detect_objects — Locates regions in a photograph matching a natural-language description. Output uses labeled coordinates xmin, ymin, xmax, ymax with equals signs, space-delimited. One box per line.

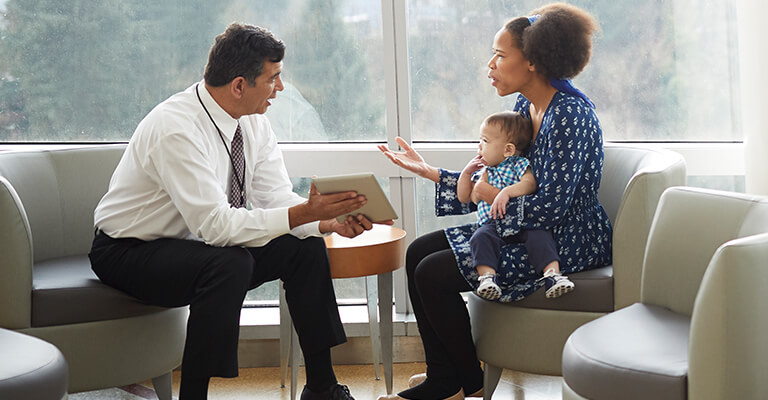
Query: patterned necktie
xmin=229 ymin=124 xmax=246 ymax=208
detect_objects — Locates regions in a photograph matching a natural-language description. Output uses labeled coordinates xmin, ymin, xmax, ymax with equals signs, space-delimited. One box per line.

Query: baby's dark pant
xmin=469 ymin=224 xmax=561 ymax=274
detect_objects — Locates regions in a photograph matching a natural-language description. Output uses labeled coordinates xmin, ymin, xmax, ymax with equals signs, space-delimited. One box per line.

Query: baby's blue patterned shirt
xmin=471 ymin=155 xmax=530 ymax=224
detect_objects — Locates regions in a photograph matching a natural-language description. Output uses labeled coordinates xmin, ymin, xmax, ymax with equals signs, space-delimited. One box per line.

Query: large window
xmin=0 ymin=0 xmax=742 ymax=143
xmin=0 ymin=0 xmax=746 ymax=310
xmin=407 ymin=0 xmax=740 ymax=142
xmin=0 ymin=0 xmax=386 ymax=142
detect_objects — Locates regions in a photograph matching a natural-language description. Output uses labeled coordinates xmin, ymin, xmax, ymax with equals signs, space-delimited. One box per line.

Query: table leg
xmin=366 ymin=275 xmax=382 ymax=380
xmin=378 ymin=271 xmax=394 ymax=394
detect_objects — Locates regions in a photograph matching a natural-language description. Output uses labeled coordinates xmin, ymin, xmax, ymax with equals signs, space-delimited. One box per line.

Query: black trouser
xmin=405 ymin=230 xmax=483 ymax=390
xmin=89 ymin=231 xmax=346 ymax=379
xmin=470 ymin=225 xmax=560 ymax=274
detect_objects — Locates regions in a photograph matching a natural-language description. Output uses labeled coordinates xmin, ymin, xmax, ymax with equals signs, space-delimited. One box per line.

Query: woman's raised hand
xmin=377 ymin=137 xmax=440 ymax=182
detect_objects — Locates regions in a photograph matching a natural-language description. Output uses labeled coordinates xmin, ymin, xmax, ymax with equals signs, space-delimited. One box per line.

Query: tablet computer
xmin=311 ymin=173 xmax=398 ymax=223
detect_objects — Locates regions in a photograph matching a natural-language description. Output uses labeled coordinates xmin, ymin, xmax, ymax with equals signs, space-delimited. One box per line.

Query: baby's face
xmin=478 ymin=123 xmax=513 ymax=167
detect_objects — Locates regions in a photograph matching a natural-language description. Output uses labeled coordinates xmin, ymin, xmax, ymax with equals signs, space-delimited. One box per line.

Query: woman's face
xmin=487 ymin=29 xmax=533 ymax=97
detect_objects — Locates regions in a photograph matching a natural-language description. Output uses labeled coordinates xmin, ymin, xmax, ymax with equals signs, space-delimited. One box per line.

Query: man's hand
xmin=289 ymin=183 xmax=367 ymax=229
xmin=319 ymin=215 xmax=395 ymax=238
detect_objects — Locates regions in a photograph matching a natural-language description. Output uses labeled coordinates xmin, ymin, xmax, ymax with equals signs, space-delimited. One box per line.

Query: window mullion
xmin=382 ymin=0 xmax=415 ymax=315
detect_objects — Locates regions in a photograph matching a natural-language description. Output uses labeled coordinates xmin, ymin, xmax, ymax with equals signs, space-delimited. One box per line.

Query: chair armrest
xmin=0 ymin=177 xmax=33 ymax=328
xmin=689 ymin=232 xmax=768 ymax=399
xmin=612 ymin=149 xmax=686 ymax=309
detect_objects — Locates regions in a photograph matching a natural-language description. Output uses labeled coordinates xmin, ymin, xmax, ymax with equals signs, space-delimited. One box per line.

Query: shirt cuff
xmin=264 ymin=206 xmax=292 ymax=237
xmin=290 ymin=220 xmax=323 ymax=238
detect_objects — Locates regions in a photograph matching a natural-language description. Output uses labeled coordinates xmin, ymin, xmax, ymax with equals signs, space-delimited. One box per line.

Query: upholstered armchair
xmin=0 ymin=146 xmax=188 ymax=399
xmin=562 ymin=187 xmax=768 ymax=400
xmin=468 ymin=144 xmax=686 ymax=398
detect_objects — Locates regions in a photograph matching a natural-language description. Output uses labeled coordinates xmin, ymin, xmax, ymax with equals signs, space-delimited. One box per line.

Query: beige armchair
xmin=562 ymin=187 xmax=768 ymax=400
xmin=467 ymin=144 xmax=686 ymax=397
xmin=0 ymin=146 xmax=188 ymax=398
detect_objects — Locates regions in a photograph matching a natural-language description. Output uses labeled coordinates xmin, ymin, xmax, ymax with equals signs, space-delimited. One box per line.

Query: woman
xmin=377 ymin=3 xmax=612 ymax=400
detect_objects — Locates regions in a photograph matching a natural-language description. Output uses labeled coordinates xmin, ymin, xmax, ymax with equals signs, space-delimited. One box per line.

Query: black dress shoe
xmin=300 ymin=383 xmax=355 ymax=400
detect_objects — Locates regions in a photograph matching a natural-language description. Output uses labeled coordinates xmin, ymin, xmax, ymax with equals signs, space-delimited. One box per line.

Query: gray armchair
xmin=468 ymin=145 xmax=686 ymax=397
xmin=0 ymin=145 xmax=188 ymax=398
xmin=562 ymin=187 xmax=768 ymax=400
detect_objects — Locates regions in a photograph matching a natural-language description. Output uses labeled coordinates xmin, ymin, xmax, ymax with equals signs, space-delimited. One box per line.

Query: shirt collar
xmin=197 ymin=80 xmax=241 ymax=141
xmin=489 ymin=155 xmax=522 ymax=170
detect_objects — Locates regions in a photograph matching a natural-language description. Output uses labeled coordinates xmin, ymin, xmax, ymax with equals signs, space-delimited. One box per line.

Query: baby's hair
xmin=484 ymin=111 xmax=533 ymax=153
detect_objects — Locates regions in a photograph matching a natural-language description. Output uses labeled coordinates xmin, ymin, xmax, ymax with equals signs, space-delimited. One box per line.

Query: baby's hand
xmin=490 ymin=192 xmax=510 ymax=219
xmin=461 ymin=155 xmax=484 ymax=176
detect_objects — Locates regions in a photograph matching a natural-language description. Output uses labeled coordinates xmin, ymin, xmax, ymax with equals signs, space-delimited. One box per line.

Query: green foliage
xmin=0 ymin=0 xmax=230 ymax=141
xmin=282 ymin=0 xmax=384 ymax=141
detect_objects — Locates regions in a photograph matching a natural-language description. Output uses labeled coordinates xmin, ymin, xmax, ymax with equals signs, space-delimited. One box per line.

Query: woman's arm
xmin=504 ymin=168 xmax=537 ymax=198
xmin=435 ymin=169 xmax=478 ymax=216
xmin=496 ymin=102 xmax=603 ymax=235
xmin=470 ymin=170 xmax=500 ymax=204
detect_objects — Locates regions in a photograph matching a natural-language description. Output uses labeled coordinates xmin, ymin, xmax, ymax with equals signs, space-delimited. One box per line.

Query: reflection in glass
xmin=0 ymin=0 xmax=385 ymax=142
xmin=406 ymin=0 xmax=740 ymax=142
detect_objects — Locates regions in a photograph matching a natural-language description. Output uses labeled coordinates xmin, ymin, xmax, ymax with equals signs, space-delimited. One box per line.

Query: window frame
xmin=0 ymin=0 xmax=752 ymax=333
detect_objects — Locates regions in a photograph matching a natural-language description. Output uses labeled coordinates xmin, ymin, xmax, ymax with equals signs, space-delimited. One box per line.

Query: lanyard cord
xmin=195 ymin=83 xmax=245 ymax=205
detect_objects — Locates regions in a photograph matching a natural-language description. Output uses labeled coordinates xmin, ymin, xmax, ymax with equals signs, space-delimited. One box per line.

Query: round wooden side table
xmin=280 ymin=224 xmax=407 ymax=399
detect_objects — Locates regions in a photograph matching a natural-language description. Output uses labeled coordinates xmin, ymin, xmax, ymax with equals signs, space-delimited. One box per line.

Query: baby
xmin=457 ymin=111 xmax=574 ymax=301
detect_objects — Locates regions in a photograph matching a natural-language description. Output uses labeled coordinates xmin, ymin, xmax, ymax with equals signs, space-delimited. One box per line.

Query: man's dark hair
xmin=485 ymin=111 xmax=533 ymax=153
xmin=504 ymin=3 xmax=598 ymax=80
xmin=204 ymin=23 xmax=286 ymax=87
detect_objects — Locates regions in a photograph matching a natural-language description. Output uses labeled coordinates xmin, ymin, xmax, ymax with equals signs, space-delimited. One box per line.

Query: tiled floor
xmin=69 ymin=363 xmax=563 ymax=399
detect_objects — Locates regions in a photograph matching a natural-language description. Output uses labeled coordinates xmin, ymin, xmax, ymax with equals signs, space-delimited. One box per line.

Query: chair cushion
xmin=0 ymin=328 xmax=68 ymax=400
xmin=511 ymin=265 xmax=613 ymax=312
xmin=562 ymin=303 xmax=689 ymax=400
xmin=32 ymin=255 xmax=166 ymax=327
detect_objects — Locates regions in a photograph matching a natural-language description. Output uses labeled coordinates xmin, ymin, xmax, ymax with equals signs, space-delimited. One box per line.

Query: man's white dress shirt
xmin=94 ymin=81 xmax=321 ymax=247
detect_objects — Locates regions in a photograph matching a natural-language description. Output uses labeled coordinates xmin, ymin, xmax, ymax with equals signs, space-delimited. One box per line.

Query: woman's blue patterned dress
xmin=437 ymin=92 xmax=613 ymax=302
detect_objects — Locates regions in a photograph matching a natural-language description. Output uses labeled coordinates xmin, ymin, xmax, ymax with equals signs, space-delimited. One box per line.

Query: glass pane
xmin=245 ymin=176 xmax=390 ymax=302
xmin=407 ymin=0 xmax=740 ymax=142
xmin=0 ymin=0 xmax=385 ymax=142
xmin=686 ymin=175 xmax=745 ymax=193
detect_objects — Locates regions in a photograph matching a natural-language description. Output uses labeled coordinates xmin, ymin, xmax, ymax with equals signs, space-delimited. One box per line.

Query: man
xmin=89 ymin=23 xmax=382 ymax=400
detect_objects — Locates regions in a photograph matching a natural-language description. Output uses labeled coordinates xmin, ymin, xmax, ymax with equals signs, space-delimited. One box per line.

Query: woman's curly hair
xmin=504 ymin=3 xmax=599 ymax=80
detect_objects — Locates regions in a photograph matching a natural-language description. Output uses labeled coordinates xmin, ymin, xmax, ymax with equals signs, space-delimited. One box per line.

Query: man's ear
xmin=230 ymin=77 xmax=247 ymax=99
xmin=504 ymin=143 xmax=518 ymax=157
xmin=528 ymin=61 xmax=536 ymax=73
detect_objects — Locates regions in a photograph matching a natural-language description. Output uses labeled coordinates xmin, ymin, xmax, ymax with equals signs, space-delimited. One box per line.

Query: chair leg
xmin=366 ymin=275 xmax=382 ymax=380
xmin=151 ymin=371 xmax=173 ymax=400
xmin=279 ymin=282 xmax=291 ymax=388
xmin=483 ymin=363 xmax=503 ymax=400
xmin=290 ymin=321 xmax=301 ymax=400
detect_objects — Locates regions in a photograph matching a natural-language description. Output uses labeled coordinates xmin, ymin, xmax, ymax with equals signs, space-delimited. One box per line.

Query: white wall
xmin=737 ymin=0 xmax=768 ymax=195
